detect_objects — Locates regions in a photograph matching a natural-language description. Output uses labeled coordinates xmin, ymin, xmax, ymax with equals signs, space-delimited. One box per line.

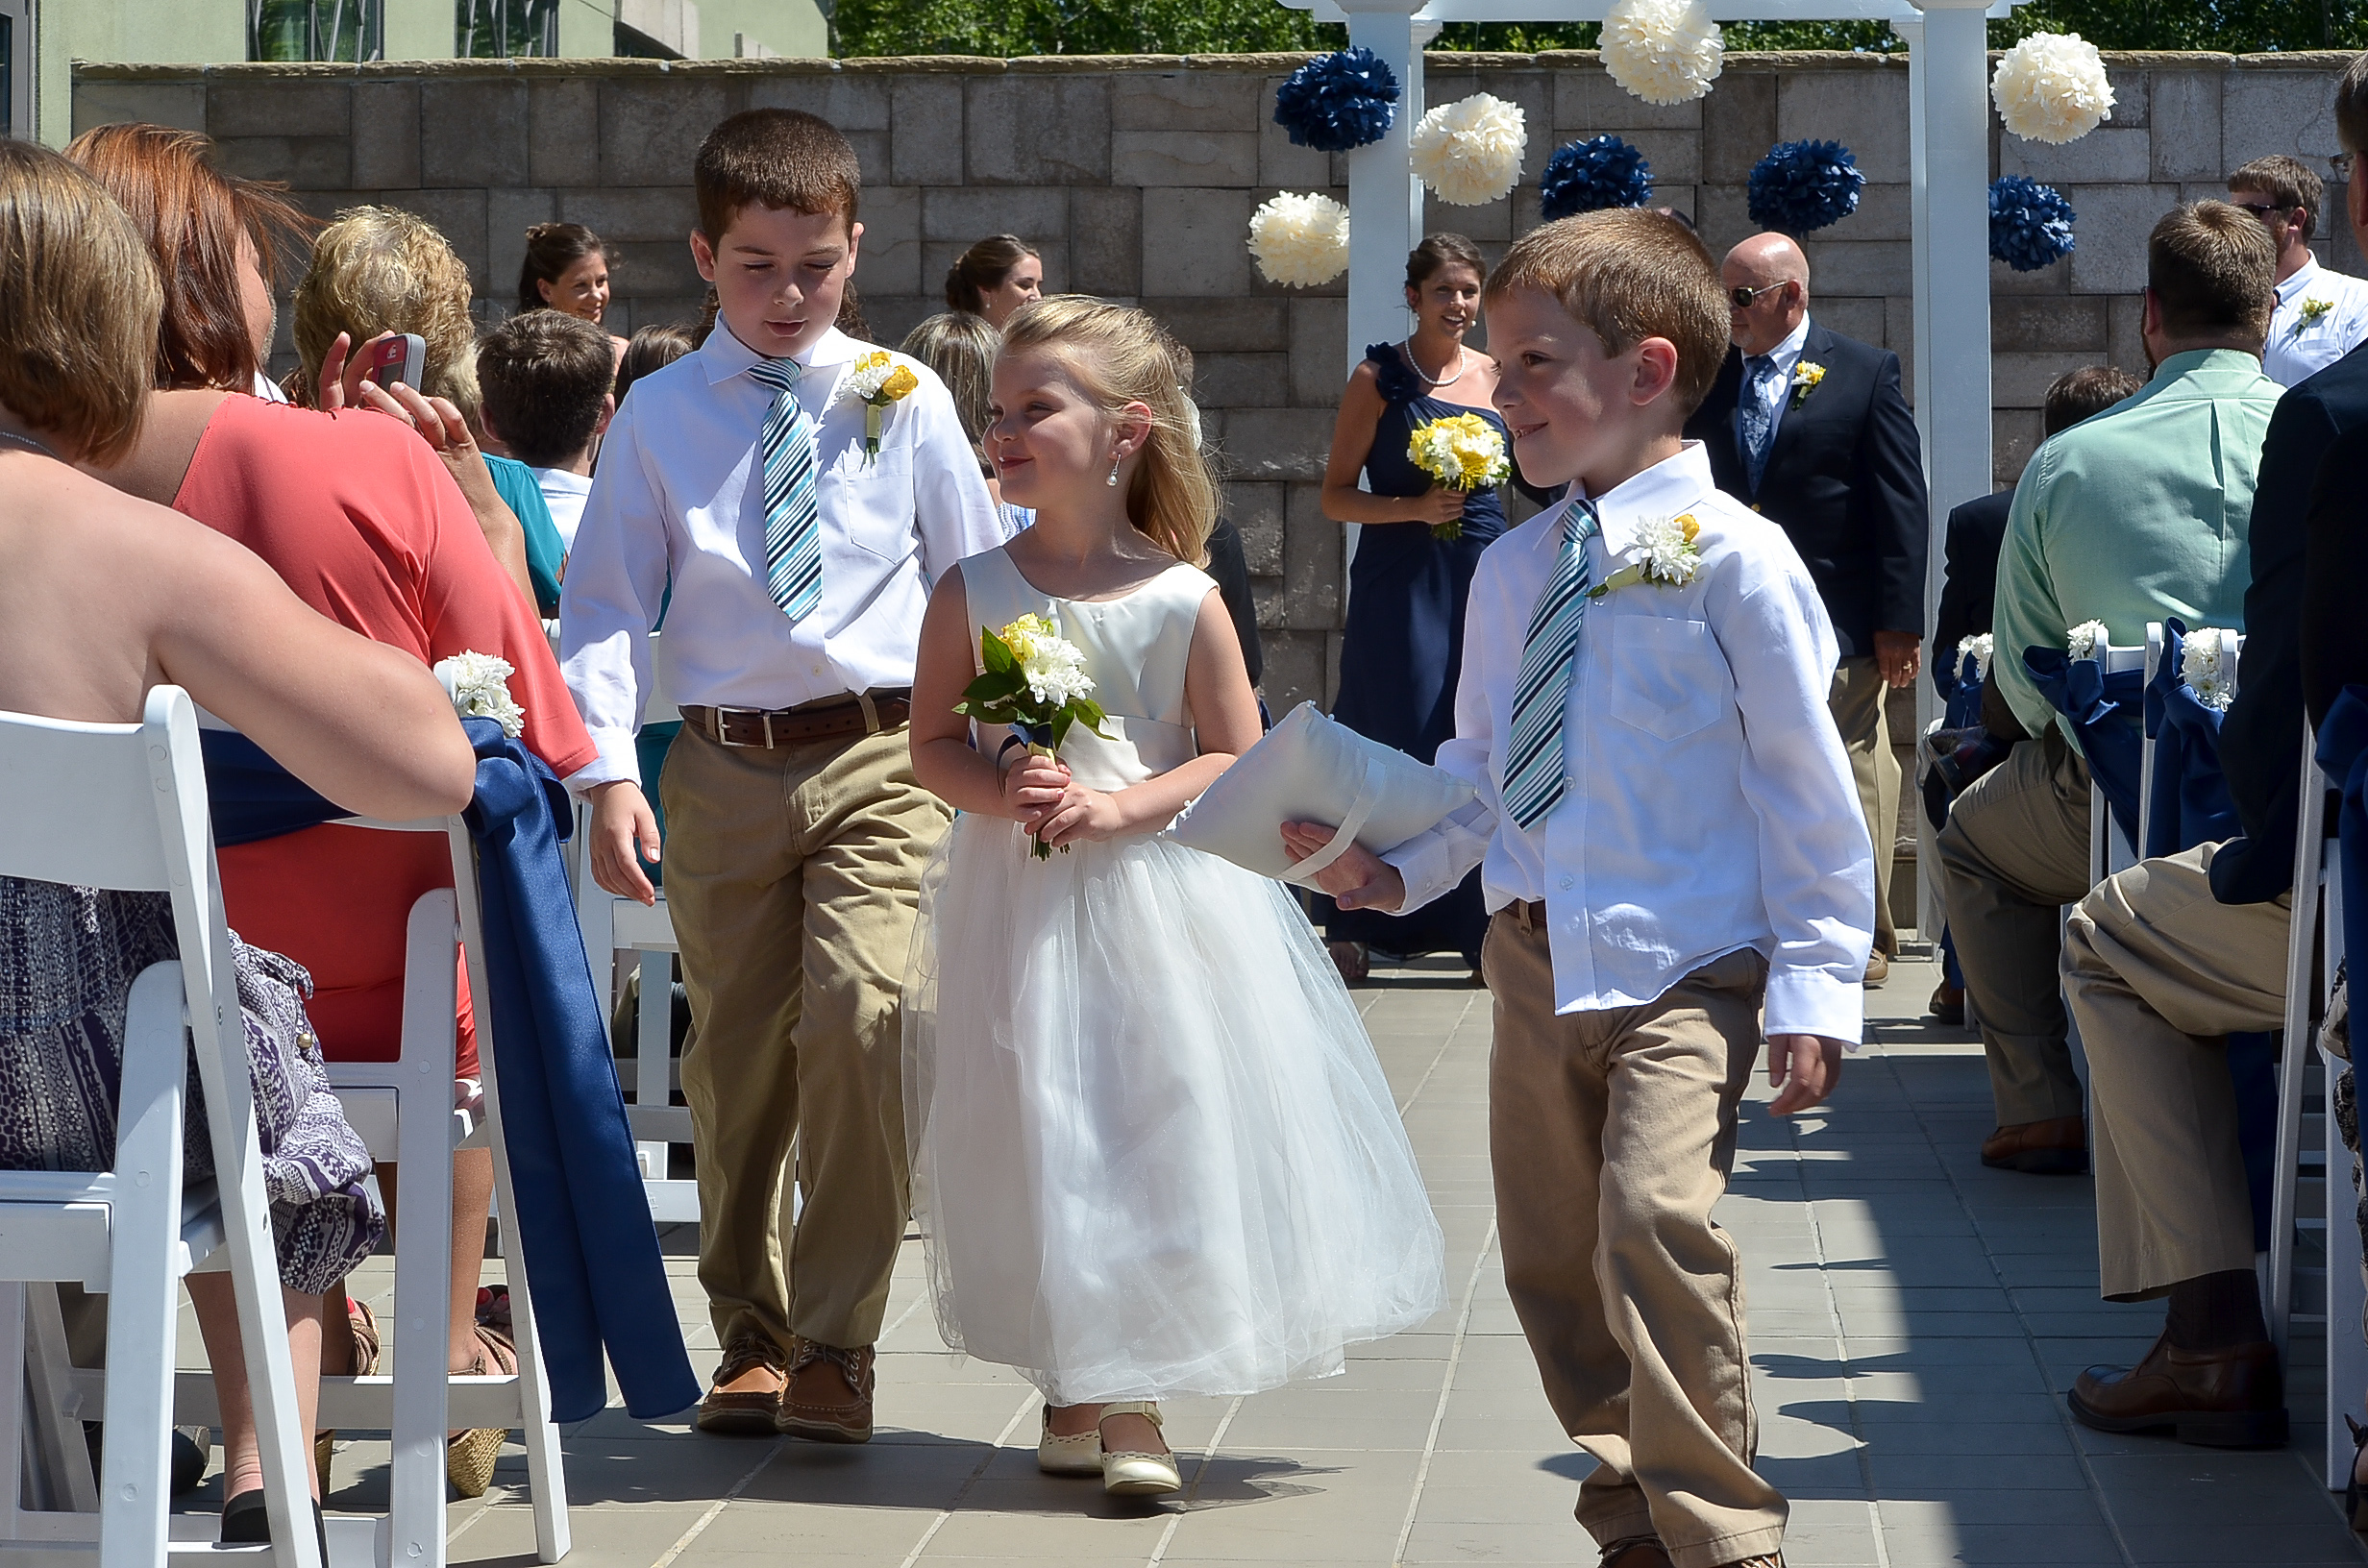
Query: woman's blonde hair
xmin=999 ymin=297 xmax=1215 ymax=567
xmin=0 ymin=140 xmax=160 ymax=465
xmin=292 ymin=205 xmax=480 ymax=417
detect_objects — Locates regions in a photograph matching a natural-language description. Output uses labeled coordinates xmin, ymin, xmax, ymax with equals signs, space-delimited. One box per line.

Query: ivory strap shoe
xmin=1098 ymin=1401 xmax=1181 ymax=1496
xmin=1037 ymin=1407 xmax=1103 ymax=1476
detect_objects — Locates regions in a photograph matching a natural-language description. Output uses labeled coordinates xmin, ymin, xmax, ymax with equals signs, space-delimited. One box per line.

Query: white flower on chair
xmin=2181 ymin=627 xmax=2236 ymax=711
xmin=433 ymin=650 xmax=526 ymax=738
xmin=2065 ymin=620 xmax=2109 ymax=662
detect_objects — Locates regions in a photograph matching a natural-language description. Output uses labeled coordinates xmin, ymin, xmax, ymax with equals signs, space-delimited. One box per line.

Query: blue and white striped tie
xmin=1500 ymin=498 xmax=1601 ymax=832
xmin=749 ymin=356 xmax=822 ymax=622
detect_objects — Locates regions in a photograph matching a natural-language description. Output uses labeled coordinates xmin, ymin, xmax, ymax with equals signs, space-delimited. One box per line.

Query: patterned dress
xmin=0 ymin=877 xmax=382 ymax=1294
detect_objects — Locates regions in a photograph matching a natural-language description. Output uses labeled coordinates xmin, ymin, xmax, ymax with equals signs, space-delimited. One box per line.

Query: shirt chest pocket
xmin=818 ymin=445 xmax=916 ymax=561
xmin=1603 ymin=614 xmax=1731 ymax=743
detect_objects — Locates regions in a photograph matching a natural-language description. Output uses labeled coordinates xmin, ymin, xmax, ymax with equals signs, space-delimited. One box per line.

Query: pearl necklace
xmin=1400 ymin=339 xmax=1471 ymax=389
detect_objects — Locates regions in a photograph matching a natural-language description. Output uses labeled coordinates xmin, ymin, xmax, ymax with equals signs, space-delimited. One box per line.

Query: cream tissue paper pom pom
xmin=1992 ymin=33 xmax=2115 ymax=145
xmin=1410 ymin=94 xmax=1528 ymax=207
xmin=1247 ymin=191 xmax=1350 ymax=288
xmin=1600 ymin=0 xmax=1723 ymax=108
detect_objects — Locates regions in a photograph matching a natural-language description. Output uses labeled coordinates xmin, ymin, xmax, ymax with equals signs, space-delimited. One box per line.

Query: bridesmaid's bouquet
xmin=954 ymin=614 xmax=1114 ymax=859
xmin=1405 ymin=411 xmax=1511 ymax=542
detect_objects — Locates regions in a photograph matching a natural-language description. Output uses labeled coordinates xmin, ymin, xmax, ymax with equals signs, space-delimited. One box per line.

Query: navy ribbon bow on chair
xmin=2021 ymin=646 xmax=2143 ymax=848
xmin=201 ymin=722 xmax=700 ymax=1422
xmin=2320 ymin=686 xmax=2368 ymax=1000
xmin=2142 ymin=619 xmax=2245 ymax=861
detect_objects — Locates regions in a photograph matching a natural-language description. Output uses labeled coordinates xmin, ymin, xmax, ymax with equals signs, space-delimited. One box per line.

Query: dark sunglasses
xmin=1729 ymin=282 xmax=1791 ymax=309
xmin=2230 ymin=200 xmax=2284 ymax=221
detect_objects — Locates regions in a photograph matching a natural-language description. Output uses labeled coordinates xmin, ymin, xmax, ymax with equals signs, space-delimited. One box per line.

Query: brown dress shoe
xmin=779 ymin=1339 xmax=876 ymax=1443
xmin=697 ymin=1336 xmax=788 ymax=1436
xmin=1927 ymin=981 xmax=1964 ymax=1025
xmin=1980 ymin=1115 xmax=2087 ymax=1175
xmin=2068 ymin=1331 xmax=2287 ymax=1448
xmin=1599 ymin=1539 xmax=1672 ymax=1568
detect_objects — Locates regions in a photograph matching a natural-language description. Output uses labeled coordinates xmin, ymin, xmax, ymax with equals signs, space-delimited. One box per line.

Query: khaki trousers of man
xmin=1936 ymin=729 xmax=2091 ymax=1127
xmin=660 ymin=722 xmax=950 ymax=1356
xmin=2062 ymin=844 xmax=2290 ymax=1300
xmin=1485 ymin=914 xmax=1785 ymax=1568
xmin=1831 ymin=656 xmax=1899 ymax=956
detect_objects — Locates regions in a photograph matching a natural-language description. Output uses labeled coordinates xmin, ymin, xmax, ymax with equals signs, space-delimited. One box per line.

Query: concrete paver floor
xmin=184 ymin=952 xmax=2368 ymax=1565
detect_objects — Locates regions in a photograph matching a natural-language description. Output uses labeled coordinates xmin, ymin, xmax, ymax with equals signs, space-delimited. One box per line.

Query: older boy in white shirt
xmin=1292 ymin=210 xmax=1872 ymax=1568
xmin=561 ymin=109 xmax=1000 ymax=1443
xmin=2232 ymin=155 xmax=2368 ymax=386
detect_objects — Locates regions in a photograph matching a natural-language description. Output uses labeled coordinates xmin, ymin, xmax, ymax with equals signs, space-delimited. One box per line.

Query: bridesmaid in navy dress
xmin=1317 ymin=234 xmax=1510 ymax=981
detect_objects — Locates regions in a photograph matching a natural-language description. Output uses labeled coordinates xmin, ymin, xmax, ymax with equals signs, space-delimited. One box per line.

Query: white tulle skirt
xmin=903 ymin=814 xmax=1446 ymax=1406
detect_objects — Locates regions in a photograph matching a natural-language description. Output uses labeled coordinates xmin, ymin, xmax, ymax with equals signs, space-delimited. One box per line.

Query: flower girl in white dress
xmin=905 ymin=298 xmax=1444 ymax=1496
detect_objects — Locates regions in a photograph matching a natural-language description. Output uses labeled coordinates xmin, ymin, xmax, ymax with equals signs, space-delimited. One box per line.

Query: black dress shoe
xmin=221 ymin=1488 xmax=331 ymax=1561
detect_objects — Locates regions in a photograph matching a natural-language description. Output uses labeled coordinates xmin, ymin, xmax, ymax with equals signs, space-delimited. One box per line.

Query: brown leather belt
xmin=681 ymin=690 xmax=912 ymax=749
xmin=1507 ymin=898 xmax=1548 ymax=932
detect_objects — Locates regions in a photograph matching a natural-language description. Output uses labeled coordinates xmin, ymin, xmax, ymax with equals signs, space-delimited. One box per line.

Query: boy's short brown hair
xmin=0 ymin=140 xmax=160 ymax=465
xmin=478 ymin=309 xmax=616 ymax=468
xmin=2229 ymin=154 xmax=2323 ymax=238
xmin=694 ymin=110 xmax=860 ymax=243
xmin=2041 ymin=365 xmax=2143 ymax=437
xmin=2147 ymin=201 xmax=2275 ymax=342
xmin=1484 ymin=208 xmax=1729 ymax=415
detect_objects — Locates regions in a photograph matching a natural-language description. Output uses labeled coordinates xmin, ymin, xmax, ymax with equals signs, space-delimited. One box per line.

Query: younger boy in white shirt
xmin=1292 ymin=209 xmax=1873 ymax=1568
xmin=560 ymin=109 xmax=1000 ymax=1443
xmin=477 ymin=306 xmax=611 ymax=552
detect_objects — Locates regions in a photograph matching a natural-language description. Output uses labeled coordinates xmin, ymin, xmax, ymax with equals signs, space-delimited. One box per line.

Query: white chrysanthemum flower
xmin=1636 ymin=514 xmax=1702 ymax=586
xmin=433 ymin=650 xmax=526 ymax=739
xmin=2066 ymin=619 xmax=2110 ymax=661
xmin=1019 ymin=636 xmax=1097 ymax=709
xmin=1956 ymin=632 xmax=1994 ymax=682
xmin=1600 ymin=0 xmax=1723 ymax=108
xmin=2182 ymin=627 xmax=2236 ymax=710
xmin=1247 ymin=192 xmax=1351 ymax=288
xmin=1409 ymin=94 xmax=1527 ymax=207
xmin=1992 ymin=33 xmax=2115 ymax=146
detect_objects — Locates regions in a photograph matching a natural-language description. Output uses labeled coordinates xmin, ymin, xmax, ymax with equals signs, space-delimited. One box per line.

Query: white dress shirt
xmin=532 ymin=466 xmax=592 ymax=551
xmin=558 ymin=324 xmax=1002 ymax=787
xmin=1382 ymin=441 xmax=1874 ymax=1042
xmin=1739 ymin=314 xmax=1813 ymax=452
xmin=2264 ymin=255 xmax=2368 ymax=387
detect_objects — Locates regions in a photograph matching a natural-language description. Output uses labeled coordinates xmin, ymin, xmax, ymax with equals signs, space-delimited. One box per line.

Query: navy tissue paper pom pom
xmin=1746 ymin=139 xmax=1865 ymax=235
xmin=1539 ymin=135 xmax=1653 ymax=222
xmin=1273 ymin=47 xmax=1400 ymax=153
xmin=1989 ymin=175 xmax=2077 ymax=272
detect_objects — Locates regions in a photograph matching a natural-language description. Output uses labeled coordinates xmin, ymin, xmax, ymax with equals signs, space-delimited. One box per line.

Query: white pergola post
xmin=1337 ymin=0 xmax=1432 ymax=381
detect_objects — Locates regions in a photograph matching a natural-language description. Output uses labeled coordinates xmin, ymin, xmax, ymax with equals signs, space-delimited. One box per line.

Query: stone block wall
xmin=72 ymin=50 xmax=2367 ymax=717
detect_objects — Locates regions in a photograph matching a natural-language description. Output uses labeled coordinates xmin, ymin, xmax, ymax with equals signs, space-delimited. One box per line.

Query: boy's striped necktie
xmin=1501 ymin=497 xmax=1601 ymax=832
xmin=749 ymin=355 xmax=822 ymax=622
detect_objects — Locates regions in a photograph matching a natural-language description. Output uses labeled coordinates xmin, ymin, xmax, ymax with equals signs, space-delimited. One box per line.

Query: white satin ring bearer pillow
xmin=1168 ymin=701 xmax=1476 ymax=884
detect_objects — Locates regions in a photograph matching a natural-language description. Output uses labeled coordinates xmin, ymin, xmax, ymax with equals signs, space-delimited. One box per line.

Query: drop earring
xmin=1107 ymin=455 xmax=1122 ymax=487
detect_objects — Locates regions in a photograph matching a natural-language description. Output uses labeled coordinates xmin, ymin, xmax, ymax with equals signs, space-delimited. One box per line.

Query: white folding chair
xmin=0 ymin=688 xmax=321 ymax=1565
xmin=567 ymin=634 xmax=695 ymax=1225
xmin=2084 ymin=629 xmax=2155 ymax=888
xmin=2269 ymin=720 xmax=2360 ymax=1486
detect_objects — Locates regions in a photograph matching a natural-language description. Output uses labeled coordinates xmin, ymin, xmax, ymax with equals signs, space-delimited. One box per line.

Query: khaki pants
xmin=1830 ymin=656 xmax=1898 ymax=956
xmin=1484 ymin=915 xmax=1784 ymax=1568
xmin=660 ymin=722 xmax=950 ymax=1355
xmin=2062 ymin=844 xmax=2290 ymax=1301
xmin=1936 ymin=730 xmax=2091 ymax=1127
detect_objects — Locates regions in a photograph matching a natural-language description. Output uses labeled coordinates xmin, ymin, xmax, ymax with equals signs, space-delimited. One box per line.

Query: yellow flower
xmin=880 ymin=364 xmax=920 ymax=401
xmin=1677 ymin=513 xmax=1700 ymax=544
xmin=1407 ymin=411 xmax=1513 ymax=493
xmin=998 ymin=613 xmax=1056 ymax=665
xmin=2302 ymin=297 xmax=2333 ymax=326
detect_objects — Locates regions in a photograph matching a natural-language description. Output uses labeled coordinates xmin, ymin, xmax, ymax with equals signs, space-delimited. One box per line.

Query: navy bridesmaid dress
xmin=1318 ymin=343 xmax=1506 ymax=964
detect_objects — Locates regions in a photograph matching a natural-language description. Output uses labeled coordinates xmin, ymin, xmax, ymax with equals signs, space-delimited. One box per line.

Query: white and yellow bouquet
xmin=842 ymin=350 xmax=920 ymax=464
xmin=432 ymin=650 xmax=525 ymax=738
xmin=1590 ymin=511 xmax=1703 ymax=598
xmin=1406 ymin=411 xmax=1511 ymax=541
xmin=952 ymin=614 xmax=1115 ymax=859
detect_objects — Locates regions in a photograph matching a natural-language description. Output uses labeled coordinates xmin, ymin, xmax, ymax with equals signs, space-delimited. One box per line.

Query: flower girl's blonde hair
xmin=999 ymin=296 xmax=1216 ymax=568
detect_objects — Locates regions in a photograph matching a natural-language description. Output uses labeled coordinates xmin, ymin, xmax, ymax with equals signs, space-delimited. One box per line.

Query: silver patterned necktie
xmin=748 ymin=356 xmax=822 ymax=622
xmin=1501 ymin=498 xmax=1602 ymax=832
xmin=1739 ymin=354 xmax=1781 ymax=494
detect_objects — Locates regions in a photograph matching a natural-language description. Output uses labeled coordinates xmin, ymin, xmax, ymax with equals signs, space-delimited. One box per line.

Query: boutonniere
xmin=1788 ymin=361 xmax=1827 ymax=409
xmin=2299 ymin=296 xmax=2333 ymax=330
xmin=1589 ymin=513 xmax=1703 ymax=598
xmin=841 ymin=350 xmax=920 ymax=463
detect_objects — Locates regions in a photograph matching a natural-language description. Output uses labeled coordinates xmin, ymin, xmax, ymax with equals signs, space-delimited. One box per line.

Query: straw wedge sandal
xmin=446 ymin=1312 xmax=517 ymax=1499
xmin=313 ymin=1296 xmax=380 ymax=1489
xmin=1097 ymin=1402 xmax=1180 ymax=1497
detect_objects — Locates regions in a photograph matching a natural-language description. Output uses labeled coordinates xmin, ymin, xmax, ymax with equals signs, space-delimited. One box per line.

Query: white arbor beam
xmin=1338 ymin=0 xmax=1433 ymax=381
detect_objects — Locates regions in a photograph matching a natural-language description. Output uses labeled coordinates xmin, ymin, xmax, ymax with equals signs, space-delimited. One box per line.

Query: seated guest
xmin=2063 ymin=54 xmax=2368 ymax=1462
xmin=2231 ymin=155 xmax=2368 ymax=387
xmin=1946 ymin=202 xmax=2280 ymax=1176
xmin=72 ymin=136 xmax=601 ymax=1503
xmin=0 ymin=138 xmax=475 ymax=1542
xmin=478 ymin=307 xmax=614 ymax=552
xmin=1927 ymin=364 xmax=2141 ymax=1023
xmin=287 ymin=203 xmax=556 ymax=609
xmin=615 ymin=321 xmax=693 ymax=408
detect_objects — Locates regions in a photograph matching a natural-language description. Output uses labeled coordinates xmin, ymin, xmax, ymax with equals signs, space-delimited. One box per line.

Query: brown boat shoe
xmin=696 ymin=1335 xmax=789 ymax=1436
xmin=778 ymin=1339 xmax=876 ymax=1443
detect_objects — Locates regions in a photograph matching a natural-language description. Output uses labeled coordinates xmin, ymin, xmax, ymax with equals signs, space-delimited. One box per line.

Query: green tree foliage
xmin=830 ymin=0 xmax=1340 ymax=57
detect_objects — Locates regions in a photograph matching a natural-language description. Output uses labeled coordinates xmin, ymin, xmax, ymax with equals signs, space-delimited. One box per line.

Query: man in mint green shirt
xmin=1939 ymin=203 xmax=2281 ymax=1171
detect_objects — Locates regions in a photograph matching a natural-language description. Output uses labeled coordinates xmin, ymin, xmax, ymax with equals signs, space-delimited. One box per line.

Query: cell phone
xmin=368 ymin=333 xmax=427 ymax=392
